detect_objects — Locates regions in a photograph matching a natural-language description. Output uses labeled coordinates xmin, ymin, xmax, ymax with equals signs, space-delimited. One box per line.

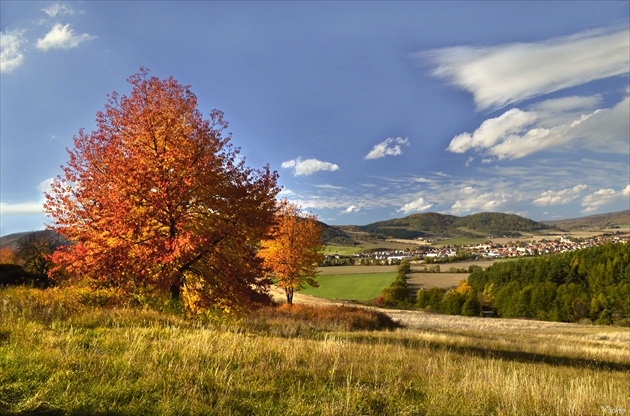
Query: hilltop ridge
xmin=2 ymin=210 xmax=628 ymax=248
xmin=334 ymin=211 xmax=560 ymax=243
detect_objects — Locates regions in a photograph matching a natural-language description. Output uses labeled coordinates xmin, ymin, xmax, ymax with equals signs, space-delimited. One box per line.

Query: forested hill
xmin=0 ymin=230 xmax=67 ymax=252
xmin=319 ymin=222 xmax=355 ymax=246
xmin=347 ymin=212 xmax=557 ymax=240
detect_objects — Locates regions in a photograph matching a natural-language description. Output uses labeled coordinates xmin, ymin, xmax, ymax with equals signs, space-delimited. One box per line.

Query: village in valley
xmin=325 ymin=231 xmax=630 ymax=265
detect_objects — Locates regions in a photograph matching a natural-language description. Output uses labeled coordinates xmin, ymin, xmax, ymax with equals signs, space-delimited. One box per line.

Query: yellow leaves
xmin=258 ymin=201 xmax=325 ymax=293
xmin=455 ymin=280 xmax=473 ymax=296
xmin=0 ymin=247 xmax=17 ymax=265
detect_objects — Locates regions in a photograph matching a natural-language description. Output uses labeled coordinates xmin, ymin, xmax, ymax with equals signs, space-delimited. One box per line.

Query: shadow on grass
xmin=342 ymin=333 xmax=630 ymax=372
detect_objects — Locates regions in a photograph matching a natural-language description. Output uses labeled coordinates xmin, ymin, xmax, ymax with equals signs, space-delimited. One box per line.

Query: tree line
xmin=416 ymin=242 xmax=630 ymax=325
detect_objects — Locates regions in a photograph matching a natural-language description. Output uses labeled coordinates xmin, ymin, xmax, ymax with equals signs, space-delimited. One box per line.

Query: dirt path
xmin=269 ymin=285 xmax=345 ymax=307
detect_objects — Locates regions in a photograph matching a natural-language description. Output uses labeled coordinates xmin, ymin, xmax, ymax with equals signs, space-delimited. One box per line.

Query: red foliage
xmin=45 ymin=70 xmax=280 ymax=313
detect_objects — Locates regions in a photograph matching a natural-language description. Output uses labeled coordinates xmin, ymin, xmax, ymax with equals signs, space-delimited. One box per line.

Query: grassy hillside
xmin=1 ymin=286 xmax=629 ymax=415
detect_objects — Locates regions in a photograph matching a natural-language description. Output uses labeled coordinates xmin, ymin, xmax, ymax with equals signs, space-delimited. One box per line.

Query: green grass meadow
xmin=299 ymin=272 xmax=396 ymax=301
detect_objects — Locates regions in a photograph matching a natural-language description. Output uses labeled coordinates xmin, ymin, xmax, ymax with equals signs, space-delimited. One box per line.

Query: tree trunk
xmin=286 ymin=287 xmax=294 ymax=305
xmin=170 ymin=283 xmax=181 ymax=300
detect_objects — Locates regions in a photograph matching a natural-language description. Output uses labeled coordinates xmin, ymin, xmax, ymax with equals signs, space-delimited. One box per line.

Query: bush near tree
xmin=379 ymin=260 xmax=413 ymax=307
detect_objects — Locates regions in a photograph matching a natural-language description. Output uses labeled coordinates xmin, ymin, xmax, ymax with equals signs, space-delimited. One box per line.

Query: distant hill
xmin=344 ymin=212 xmax=557 ymax=241
xmin=3 ymin=210 xmax=626 ymax=249
xmin=0 ymin=230 xmax=67 ymax=252
xmin=541 ymin=210 xmax=630 ymax=230
xmin=319 ymin=222 xmax=355 ymax=246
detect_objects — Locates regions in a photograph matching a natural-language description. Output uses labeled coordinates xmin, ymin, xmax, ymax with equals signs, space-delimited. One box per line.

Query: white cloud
xmin=533 ymin=184 xmax=588 ymax=206
xmin=581 ymin=185 xmax=630 ymax=213
xmin=411 ymin=177 xmax=433 ymax=183
xmin=343 ymin=205 xmax=360 ymax=214
xmin=365 ymin=137 xmax=409 ymax=160
xmin=41 ymin=3 xmax=76 ymax=17
xmin=0 ymin=178 xmax=54 ymax=215
xmin=0 ymin=202 xmax=45 ymax=215
xmin=417 ymin=27 xmax=630 ymax=111
xmin=448 ymin=94 xmax=629 ymax=160
xmin=37 ymin=178 xmax=54 ymax=194
xmin=398 ymin=196 xmax=433 ymax=215
xmin=447 ymin=108 xmax=537 ymax=154
xmin=449 ymin=186 xmax=512 ymax=215
xmin=36 ymin=23 xmax=95 ymax=51
xmin=1 ymin=29 xmax=27 ymax=73
xmin=281 ymin=157 xmax=340 ymax=176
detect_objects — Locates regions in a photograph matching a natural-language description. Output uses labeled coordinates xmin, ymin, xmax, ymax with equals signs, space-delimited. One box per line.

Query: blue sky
xmin=1 ymin=1 xmax=629 ymax=236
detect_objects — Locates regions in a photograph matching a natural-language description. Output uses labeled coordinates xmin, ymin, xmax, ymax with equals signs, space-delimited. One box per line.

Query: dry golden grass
xmin=2 ymin=286 xmax=629 ymax=415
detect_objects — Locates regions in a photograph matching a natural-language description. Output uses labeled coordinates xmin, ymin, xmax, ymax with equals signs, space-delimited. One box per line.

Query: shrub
xmin=461 ymin=294 xmax=481 ymax=316
xmin=377 ymin=261 xmax=412 ymax=307
xmin=242 ymin=304 xmax=398 ymax=336
xmin=0 ymin=264 xmax=51 ymax=288
xmin=417 ymin=287 xmax=446 ymax=310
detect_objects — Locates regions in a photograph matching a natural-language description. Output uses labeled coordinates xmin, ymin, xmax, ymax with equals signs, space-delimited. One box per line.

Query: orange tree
xmin=44 ymin=69 xmax=280 ymax=314
xmin=258 ymin=201 xmax=325 ymax=305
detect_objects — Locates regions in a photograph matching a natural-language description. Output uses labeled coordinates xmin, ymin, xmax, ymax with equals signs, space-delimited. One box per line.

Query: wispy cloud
xmin=281 ymin=157 xmax=340 ymax=176
xmin=447 ymin=93 xmax=629 ymax=160
xmin=0 ymin=30 xmax=27 ymax=73
xmin=417 ymin=27 xmax=630 ymax=111
xmin=315 ymin=184 xmax=347 ymax=190
xmin=365 ymin=137 xmax=409 ymax=160
xmin=280 ymin=158 xmax=629 ymax=221
xmin=36 ymin=23 xmax=95 ymax=51
xmin=581 ymin=185 xmax=630 ymax=214
xmin=41 ymin=2 xmax=76 ymax=18
xmin=411 ymin=177 xmax=434 ymax=183
xmin=533 ymin=184 xmax=588 ymax=206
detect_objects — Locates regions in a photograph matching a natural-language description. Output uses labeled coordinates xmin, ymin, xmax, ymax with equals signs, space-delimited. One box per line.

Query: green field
xmin=299 ymin=272 xmax=396 ymax=301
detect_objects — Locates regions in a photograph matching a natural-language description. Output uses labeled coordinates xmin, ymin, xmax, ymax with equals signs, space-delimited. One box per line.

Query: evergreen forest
xmin=417 ymin=242 xmax=630 ymax=325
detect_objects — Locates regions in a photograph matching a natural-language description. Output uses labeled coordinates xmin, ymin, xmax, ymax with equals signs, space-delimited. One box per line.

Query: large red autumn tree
xmin=45 ymin=69 xmax=280 ymax=313
xmin=258 ymin=201 xmax=325 ymax=305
